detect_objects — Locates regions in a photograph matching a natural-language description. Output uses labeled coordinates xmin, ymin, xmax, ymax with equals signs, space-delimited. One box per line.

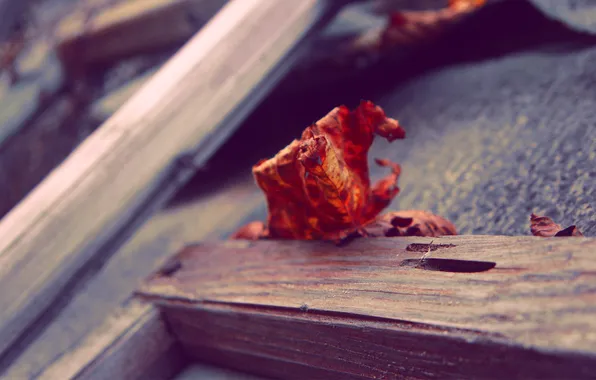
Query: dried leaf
xmin=233 ymin=101 xmax=458 ymax=242
xmin=530 ymin=213 xmax=583 ymax=237
xmin=238 ymin=101 xmax=405 ymax=241
xmin=362 ymin=210 xmax=458 ymax=238
xmin=351 ymin=0 xmax=486 ymax=56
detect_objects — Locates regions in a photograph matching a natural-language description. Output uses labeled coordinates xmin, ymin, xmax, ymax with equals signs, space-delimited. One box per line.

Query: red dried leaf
xmin=233 ymin=101 xmax=458 ymax=242
xmin=362 ymin=210 xmax=458 ymax=238
xmin=237 ymin=101 xmax=405 ymax=241
xmin=351 ymin=0 xmax=486 ymax=55
xmin=530 ymin=213 xmax=583 ymax=237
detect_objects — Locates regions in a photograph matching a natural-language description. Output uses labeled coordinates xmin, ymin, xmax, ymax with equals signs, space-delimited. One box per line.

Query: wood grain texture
xmin=0 ymin=0 xmax=327 ymax=360
xmin=139 ymin=236 xmax=596 ymax=379
xmin=37 ymin=300 xmax=186 ymax=380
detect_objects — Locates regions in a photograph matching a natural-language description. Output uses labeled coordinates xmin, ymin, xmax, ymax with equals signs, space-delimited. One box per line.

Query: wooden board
xmin=0 ymin=0 xmax=330 ymax=360
xmin=138 ymin=236 xmax=596 ymax=379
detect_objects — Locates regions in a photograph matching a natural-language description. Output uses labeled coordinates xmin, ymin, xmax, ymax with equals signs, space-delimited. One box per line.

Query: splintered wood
xmin=138 ymin=236 xmax=596 ymax=379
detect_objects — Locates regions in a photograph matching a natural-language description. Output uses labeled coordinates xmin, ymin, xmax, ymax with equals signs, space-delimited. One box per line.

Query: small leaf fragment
xmin=530 ymin=213 xmax=583 ymax=237
xmin=363 ymin=210 xmax=457 ymax=238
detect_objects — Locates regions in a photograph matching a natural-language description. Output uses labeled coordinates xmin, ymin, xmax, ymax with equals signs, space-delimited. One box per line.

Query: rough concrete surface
xmin=375 ymin=47 xmax=596 ymax=236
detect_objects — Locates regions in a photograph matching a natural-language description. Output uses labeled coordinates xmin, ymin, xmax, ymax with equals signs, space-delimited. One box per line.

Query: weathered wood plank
xmin=0 ymin=0 xmax=330 ymax=359
xmin=139 ymin=236 xmax=596 ymax=379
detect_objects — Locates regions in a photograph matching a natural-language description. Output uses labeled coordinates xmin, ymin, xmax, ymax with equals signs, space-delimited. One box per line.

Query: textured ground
xmin=375 ymin=47 xmax=596 ymax=235
xmin=369 ymin=0 xmax=596 ymax=236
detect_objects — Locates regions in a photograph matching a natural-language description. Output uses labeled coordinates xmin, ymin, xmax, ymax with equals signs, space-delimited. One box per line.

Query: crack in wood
xmin=405 ymin=242 xmax=456 ymax=252
xmin=399 ymin=258 xmax=497 ymax=273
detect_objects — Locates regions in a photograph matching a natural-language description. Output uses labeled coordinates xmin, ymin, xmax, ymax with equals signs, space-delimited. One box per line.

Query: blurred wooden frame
xmin=0 ymin=0 xmax=332 ymax=363
xmin=55 ymin=0 xmax=227 ymax=72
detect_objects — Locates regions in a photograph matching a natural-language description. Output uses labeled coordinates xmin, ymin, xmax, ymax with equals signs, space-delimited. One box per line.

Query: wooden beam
xmin=138 ymin=236 xmax=596 ymax=379
xmin=0 ymin=0 xmax=331 ymax=359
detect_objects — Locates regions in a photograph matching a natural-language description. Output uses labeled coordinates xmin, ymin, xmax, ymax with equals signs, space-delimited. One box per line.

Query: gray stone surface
xmin=375 ymin=47 xmax=596 ymax=236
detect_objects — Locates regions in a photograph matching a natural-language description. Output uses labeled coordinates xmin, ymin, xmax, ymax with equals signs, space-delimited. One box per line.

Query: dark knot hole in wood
xmin=399 ymin=258 xmax=497 ymax=273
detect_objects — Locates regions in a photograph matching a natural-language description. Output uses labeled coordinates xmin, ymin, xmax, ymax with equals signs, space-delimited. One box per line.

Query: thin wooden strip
xmin=37 ymin=300 xmax=268 ymax=380
xmin=38 ymin=300 xmax=185 ymax=380
xmin=0 ymin=0 xmax=328 ymax=358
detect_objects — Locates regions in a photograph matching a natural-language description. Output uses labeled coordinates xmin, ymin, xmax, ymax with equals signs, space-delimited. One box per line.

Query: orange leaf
xmin=233 ymin=101 xmax=458 ymax=242
xmin=530 ymin=213 xmax=583 ymax=237
xmin=239 ymin=101 xmax=405 ymax=241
